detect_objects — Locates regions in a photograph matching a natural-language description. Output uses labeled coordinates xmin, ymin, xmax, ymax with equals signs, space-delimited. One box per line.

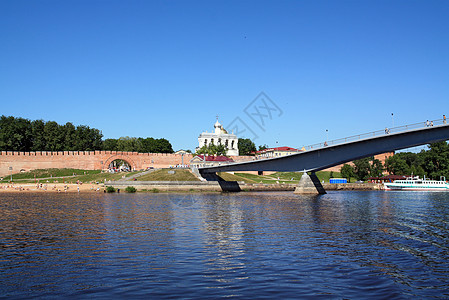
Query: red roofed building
xmin=256 ymin=146 xmax=304 ymax=158
xmin=190 ymin=155 xmax=234 ymax=168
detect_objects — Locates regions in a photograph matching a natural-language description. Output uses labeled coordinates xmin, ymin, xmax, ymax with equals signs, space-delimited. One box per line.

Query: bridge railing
xmin=302 ymin=118 xmax=447 ymax=151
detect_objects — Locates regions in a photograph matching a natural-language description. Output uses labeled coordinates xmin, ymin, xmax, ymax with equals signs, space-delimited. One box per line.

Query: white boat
xmin=383 ymin=175 xmax=449 ymax=191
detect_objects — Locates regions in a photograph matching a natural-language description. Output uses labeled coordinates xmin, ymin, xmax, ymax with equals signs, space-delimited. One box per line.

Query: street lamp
xmin=326 ymin=129 xmax=328 ymax=141
xmin=391 ymin=113 xmax=394 ymax=128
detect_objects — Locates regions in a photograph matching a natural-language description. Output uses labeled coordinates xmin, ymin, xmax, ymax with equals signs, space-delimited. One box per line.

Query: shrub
xmin=125 ymin=186 xmax=137 ymax=193
xmin=106 ymin=186 xmax=116 ymax=193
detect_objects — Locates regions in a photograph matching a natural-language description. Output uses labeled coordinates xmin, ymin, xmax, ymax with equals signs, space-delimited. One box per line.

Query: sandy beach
xmin=0 ymin=183 xmax=105 ymax=193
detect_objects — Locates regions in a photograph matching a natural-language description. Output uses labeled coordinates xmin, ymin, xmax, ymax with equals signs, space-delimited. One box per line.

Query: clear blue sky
xmin=1 ymin=0 xmax=448 ymax=152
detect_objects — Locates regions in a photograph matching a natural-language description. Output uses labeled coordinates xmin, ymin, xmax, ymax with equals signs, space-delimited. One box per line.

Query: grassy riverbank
xmin=137 ymin=169 xmax=200 ymax=181
xmin=0 ymin=168 xmax=140 ymax=184
xmin=219 ymin=171 xmax=345 ymax=184
xmin=2 ymin=168 xmax=353 ymax=186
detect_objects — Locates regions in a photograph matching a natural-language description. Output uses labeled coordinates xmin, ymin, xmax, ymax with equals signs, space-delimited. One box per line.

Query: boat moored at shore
xmin=384 ymin=176 xmax=449 ymax=191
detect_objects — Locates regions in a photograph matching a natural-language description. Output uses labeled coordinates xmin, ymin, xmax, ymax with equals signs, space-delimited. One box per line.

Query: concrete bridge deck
xmin=200 ymin=119 xmax=449 ymax=175
xmin=199 ymin=119 xmax=449 ymax=193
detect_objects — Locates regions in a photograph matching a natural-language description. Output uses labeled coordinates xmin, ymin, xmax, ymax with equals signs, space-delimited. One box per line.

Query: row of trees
xmin=340 ymin=157 xmax=384 ymax=182
xmin=0 ymin=116 xmax=174 ymax=153
xmin=103 ymin=137 xmax=173 ymax=153
xmin=0 ymin=116 xmax=103 ymax=151
xmin=237 ymin=138 xmax=269 ymax=155
xmin=340 ymin=141 xmax=449 ymax=181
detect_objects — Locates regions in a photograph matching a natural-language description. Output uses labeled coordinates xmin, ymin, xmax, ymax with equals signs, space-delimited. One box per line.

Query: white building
xmin=255 ymin=146 xmax=303 ymax=158
xmin=197 ymin=119 xmax=239 ymax=156
xmin=190 ymin=155 xmax=235 ymax=168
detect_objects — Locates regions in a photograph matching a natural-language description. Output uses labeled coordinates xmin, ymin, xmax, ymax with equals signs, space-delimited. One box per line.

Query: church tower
xmin=197 ymin=118 xmax=239 ymax=156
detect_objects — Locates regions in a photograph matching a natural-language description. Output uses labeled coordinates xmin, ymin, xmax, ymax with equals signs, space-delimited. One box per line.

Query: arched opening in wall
xmin=108 ymin=159 xmax=132 ymax=173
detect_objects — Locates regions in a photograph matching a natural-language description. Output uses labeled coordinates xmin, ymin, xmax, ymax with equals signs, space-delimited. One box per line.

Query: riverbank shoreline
xmin=0 ymin=183 xmax=103 ymax=193
xmin=0 ymin=181 xmax=384 ymax=193
xmin=109 ymin=181 xmax=383 ymax=192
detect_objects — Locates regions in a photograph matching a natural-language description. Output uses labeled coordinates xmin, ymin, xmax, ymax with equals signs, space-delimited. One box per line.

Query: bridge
xmin=199 ymin=118 xmax=449 ymax=194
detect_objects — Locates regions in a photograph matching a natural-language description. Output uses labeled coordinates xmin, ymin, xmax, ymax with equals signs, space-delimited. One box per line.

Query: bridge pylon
xmin=294 ymin=172 xmax=326 ymax=194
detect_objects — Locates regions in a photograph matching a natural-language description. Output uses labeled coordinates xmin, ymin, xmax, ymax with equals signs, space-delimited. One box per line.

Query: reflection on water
xmin=1 ymin=191 xmax=449 ymax=298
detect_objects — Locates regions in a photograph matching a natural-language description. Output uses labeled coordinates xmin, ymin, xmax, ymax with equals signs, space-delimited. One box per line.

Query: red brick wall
xmin=323 ymin=152 xmax=394 ymax=173
xmin=0 ymin=150 xmax=393 ymax=177
xmin=0 ymin=151 xmax=255 ymax=177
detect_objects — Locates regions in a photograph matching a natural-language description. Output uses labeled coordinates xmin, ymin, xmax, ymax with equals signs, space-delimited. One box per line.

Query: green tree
xmin=385 ymin=152 xmax=426 ymax=176
xmin=385 ymin=155 xmax=409 ymax=175
xmin=238 ymin=138 xmax=256 ymax=156
xmin=340 ymin=164 xmax=354 ymax=183
xmin=73 ymin=125 xmax=88 ymax=151
xmin=398 ymin=152 xmax=423 ymax=169
xmin=258 ymin=144 xmax=268 ymax=151
xmin=103 ymin=138 xmax=118 ymax=151
xmin=104 ymin=136 xmax=174 ymax=153
xmin=31 ymin=119 xmax=46 ymax=151
xmin=1 ymin=115 xmax=102 ymax=152
xmin=0 ymin=115 xmax=33 ymax=151
xmin=154 ymin=138 xmax=174 ymax=153
xmin=420 ymin=141 xmax=449 ymax=179
xmin=137 ymin=137 xmax=154 ymax=152
xmin=44 ymin=121 xmax=63 ymax=151
xmin=116 ymin=136 xmax=138 ymax=152
xmin=195 ymin=143 xmax=227 ymax=156
xmin=353 ymin=157 xmax=372 ymax=180
xmin=195 ymin=145 xmax=211 ymax=156
xmin=409 ymin=164 xmax=426 ymax=178
xmin=217 ymin=144 xmax=227 ymax=156
xmin=371 ymin=158 xmax=384 ymax=177
xmin=63 ymin=122 xmax=76 ymax=151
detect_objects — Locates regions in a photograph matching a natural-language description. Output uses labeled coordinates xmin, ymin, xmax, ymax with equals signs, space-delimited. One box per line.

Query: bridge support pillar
xmin=199 ymin=171 xmax=241 ymax=192
xmin=294 ymin=172 xmax=326 ymax=194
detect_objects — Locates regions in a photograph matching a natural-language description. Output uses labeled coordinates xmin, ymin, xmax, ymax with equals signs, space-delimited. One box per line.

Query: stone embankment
xmin=323 ymin=182 xmax=384 ymax=191
xmin=108 ymin=181 xmax=383 ymax=192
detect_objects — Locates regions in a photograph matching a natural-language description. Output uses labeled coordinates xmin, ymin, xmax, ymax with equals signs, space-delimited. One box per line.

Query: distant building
xmin=256 ymin=146 xmax=303 ymax=158
xmin=324 ymin=152 xmax=394 ymax=173
xmin=190 ymin=155 xmax=234 ymax=168
xmin=197 ymin=119 xmax=239 ymax=156
xmin=174 ymin=149 xmax=190 ymax=155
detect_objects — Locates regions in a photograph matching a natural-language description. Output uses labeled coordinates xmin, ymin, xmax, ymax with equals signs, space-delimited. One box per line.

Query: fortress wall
xmin=127 ymin=153 xmax=195 ymax=170
xmin=0 ymin=151 xmax=103 ymax=177
xmin=0 ymin=151 xmax=265 ymax=177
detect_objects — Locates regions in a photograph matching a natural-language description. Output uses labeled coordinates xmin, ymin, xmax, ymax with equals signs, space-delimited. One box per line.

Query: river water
xmin=1 ymin=191 xmax=448 ymax=299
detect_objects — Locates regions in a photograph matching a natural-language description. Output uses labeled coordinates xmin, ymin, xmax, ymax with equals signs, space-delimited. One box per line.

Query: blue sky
xmin=1 ymin=0 xmax=448 ymax=152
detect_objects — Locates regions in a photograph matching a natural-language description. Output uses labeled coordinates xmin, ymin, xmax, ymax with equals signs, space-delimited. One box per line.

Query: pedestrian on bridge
xmin=444 ymin=115 xmax=447 ymax=124
xmin=426 ymin=120 xmax=430 ymax=127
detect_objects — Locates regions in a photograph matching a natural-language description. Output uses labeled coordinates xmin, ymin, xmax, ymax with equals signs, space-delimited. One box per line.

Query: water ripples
xmin=1 ymin=191 xmax=449 ymax=298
